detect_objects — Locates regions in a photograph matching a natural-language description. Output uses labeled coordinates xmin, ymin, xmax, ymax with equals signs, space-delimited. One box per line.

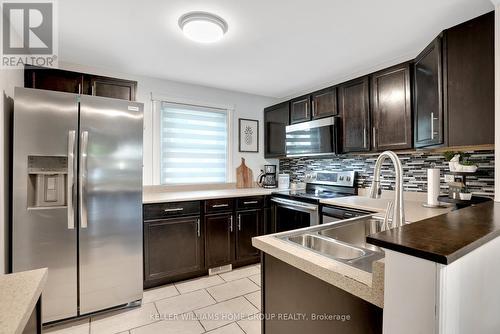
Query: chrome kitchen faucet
xmin=369 ymin=151 xmax=406 ymax=228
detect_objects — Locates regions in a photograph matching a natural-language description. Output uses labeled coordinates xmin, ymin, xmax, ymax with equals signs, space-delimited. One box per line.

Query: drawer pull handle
xmin=243 ymin=201 xmax=258 ymax=205
xmin=212 ymin=204 xmax=229 ymax=208
xmin=164 ymin=208 xmax=184 ymax=212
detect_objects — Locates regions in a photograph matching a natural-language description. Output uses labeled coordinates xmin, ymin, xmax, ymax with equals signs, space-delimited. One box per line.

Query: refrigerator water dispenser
xmin=27 ymin=156 xmax=68 ymax=208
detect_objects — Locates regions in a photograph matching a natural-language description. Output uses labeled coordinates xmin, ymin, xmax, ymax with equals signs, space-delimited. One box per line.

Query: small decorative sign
xmin=238 ymin=118 xmax=259 ymax=153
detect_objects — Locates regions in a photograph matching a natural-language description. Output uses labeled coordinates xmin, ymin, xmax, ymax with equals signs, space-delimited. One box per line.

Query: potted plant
xmin=443 ymin=151 xmax=478 ymax=173
xmin=460 ymin=160 xmax=478 ymax=173
xmin=459 ymin=187 xmax=472 ymax=201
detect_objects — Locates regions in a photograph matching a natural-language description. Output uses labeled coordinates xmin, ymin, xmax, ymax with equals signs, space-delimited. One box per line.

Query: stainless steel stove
xmin=270 ymin=171 xmax=357 ymax=232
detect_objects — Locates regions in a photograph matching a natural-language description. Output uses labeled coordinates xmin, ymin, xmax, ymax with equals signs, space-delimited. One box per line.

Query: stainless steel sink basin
xmin=318 ymin=218 xmax=385 ymax=252
xmin=277 ymin=215 xmax=387 ymax=272
xmin=287 ymin=234 xmax=365 ymax=260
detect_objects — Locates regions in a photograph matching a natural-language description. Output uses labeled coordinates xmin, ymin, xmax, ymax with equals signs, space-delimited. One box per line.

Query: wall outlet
xmin=444 ymin=174 xmax=455 ymax=183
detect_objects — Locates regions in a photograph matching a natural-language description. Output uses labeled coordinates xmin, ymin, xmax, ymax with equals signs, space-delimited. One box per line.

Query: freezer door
xmin=78 ymin=95 xmax=143 ymax=314
xmin=12 ymin=88 xmax=79 ymax=322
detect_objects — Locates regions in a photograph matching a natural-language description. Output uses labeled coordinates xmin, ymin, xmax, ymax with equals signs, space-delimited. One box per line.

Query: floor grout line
xmin=203 ymin=287 xmax=218 ymax=302
xmin=243 ymin=293 xmax=260 ymax=310
xmin=47 ymin=265 xmax=261 ymax=334
xmin=235 ymin=320 xmax=249 ymax=334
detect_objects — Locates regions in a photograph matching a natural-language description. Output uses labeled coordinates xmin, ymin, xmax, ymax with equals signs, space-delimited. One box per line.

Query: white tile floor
xmin=44 ymin=264 xmax=262 ymax=334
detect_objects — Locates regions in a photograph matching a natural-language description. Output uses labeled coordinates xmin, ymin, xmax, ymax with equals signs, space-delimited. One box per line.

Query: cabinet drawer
xmin=205 ymin=198 xmax=234 ymax=213
xmin=144 ymin=201 xmax=201 ymax=220
xmin=236 ymin=196 xmax=264 ymax=210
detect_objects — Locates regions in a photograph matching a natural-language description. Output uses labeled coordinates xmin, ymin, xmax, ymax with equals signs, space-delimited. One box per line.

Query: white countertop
xmin=253 ymin=195 xmax=454 ymax=308
xmin=0 ymin=268 xmax=47 ymax=334
xmin=320 ymin=196 xmax=454 ymax=222
xmin=143 ymin=187 xmax=274 ymax=204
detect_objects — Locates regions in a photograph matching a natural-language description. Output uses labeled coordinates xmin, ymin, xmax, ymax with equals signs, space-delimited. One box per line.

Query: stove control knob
xmin=346 ymin=176 xmax=351 ymax=181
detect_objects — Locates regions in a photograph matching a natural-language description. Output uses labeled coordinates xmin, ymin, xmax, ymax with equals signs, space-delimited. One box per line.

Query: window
xmin=155 ymin=101 xmax=230 ymax=185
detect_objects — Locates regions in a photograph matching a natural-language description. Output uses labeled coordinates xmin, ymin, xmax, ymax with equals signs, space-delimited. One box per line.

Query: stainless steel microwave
xmin=285 ymin=116 xmax=338 ymax=157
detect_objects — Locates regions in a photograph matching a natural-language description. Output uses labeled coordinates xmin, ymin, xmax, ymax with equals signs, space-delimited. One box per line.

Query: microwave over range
xmin=285 ymin=116 xmax=338 ymax=157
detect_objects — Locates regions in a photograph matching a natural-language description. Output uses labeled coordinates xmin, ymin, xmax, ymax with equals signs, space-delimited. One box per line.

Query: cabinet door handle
xmin=243 ymin=201 xmax=258 ymax=205
xmin=78 ymin=83 xmax=82 ymax=95
xmin=363 ymin=128 xmax=367 ymax=148
xmin=430 ymin=112 xmax=439 ymax=139
xmin=305 ymin=101 xmax=310 ymax=119
xmin=372 ymin=127 xmax=376 ymax=149
xmin=238 ymin=214 xmax=242 ymax=231
xmin=431 ymin=112 xmax=434 ymax=140
xmin=196 ymin=218 xmax=200 ymax=237
xmin=212 ymin=203 xmax=229 ymax=208
xmin=312 ymin=100 xmax=316 ymax=117
xmin=164 ymin=207 xmax=184 ymax=212
xmin=229 ymin=216 xmax=234 ymax=232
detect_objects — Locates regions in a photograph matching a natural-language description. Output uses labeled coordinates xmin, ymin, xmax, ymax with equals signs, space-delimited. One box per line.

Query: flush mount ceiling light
xmin=178 ymin=11 xmax=228 ymax=43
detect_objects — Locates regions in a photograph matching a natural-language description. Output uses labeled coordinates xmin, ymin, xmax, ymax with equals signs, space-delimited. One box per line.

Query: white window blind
xmin=159 ymin=102 xmax=229 ymax=184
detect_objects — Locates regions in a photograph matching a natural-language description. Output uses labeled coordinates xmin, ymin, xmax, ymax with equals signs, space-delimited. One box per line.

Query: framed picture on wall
xmin=238 ymin=118 xmax=259 ymax=153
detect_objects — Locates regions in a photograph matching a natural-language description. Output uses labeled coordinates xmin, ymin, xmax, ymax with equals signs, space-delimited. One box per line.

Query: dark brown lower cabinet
xmin=263 ymin=254 xmax=382 ymax=334
xmin=144 ymin=216 xmax=203 ymax=288
xmin=205 ymin=213 xmax=234 ymax=268
xmin=236 ymin=210 xmax=262 ymax=261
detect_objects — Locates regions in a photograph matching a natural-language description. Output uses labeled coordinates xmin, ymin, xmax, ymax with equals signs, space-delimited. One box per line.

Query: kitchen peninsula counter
xmin=367 ymin=201 xmax=500 ymax=264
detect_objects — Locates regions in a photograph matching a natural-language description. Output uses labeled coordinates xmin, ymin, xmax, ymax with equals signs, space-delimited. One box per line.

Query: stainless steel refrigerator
xmin=12 ymin=87 xmax=144 ymax=323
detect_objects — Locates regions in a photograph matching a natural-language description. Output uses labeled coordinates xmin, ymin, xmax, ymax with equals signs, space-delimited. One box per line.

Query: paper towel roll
xmin=427 ymin=168 xmax=440 ymax=205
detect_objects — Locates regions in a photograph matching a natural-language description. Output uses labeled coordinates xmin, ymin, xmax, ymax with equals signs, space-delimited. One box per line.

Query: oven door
xmin=271 ymin=197 xmax=319 ymax=233
xmin=285 ymin=117 xmax=338 ymax=157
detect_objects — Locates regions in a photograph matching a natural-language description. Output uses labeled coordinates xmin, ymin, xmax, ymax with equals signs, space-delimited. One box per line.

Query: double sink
xmin=278 ymin=216 xmax=387 ymax=272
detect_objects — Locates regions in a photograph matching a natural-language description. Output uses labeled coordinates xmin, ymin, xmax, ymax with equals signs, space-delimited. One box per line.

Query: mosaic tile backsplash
xmin=279 ymin=150 xmax=495 ymax=197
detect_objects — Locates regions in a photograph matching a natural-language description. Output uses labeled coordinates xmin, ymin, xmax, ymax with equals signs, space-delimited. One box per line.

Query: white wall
xmin=59 ymin=62 xmax=279 ymax=185
xmin=0 ymin=68 xmax=23 ymax=274
xmin=0 ymin=63 xmax=277 ymax=272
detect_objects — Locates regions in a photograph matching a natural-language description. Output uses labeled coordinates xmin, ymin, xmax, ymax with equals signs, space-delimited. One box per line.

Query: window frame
xmin=151 ymin=95 xmax=234 ymax=186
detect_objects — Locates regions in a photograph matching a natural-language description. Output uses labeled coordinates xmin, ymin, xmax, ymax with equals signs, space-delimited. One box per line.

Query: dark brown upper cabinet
xmin=338 ymin=76 xmax=371 ymax=153
xmin=311 ymin=87 xmax=337 ymax=120
xmin=413 ymin=11 xmax=494 ymax=148
xmin=371 ymin=63 xmax=412 ymax=151
xmin=444 ymin=11 xmax=494 ymax=146
xmin=24 ymin=65 xmax=138 ymax=101
xmin=264 ymin=102 xmax=289 ymax=158
xmin=413 ymin=35 xmax=444 ymax=148
xmin=25 ymin=65 xmax=85 ymax=94
xmin=90 ymin=76 xmax=137 ymax=101
xmin=290 ymin=95 xmax=311 ymax=124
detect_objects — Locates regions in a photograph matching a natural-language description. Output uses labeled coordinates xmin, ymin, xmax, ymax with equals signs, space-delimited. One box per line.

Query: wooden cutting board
xmin=236 ymin=158 xmax=254 ymax=188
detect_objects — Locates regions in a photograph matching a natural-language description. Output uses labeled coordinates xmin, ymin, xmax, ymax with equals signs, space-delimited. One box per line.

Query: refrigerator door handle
xmin=67 ymin=131 xmax=76 ymax=229
xmin=79 ymin=131 xmax=89 ymax=229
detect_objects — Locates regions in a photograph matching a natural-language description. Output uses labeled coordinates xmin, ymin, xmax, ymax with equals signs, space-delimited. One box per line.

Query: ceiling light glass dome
xmin=178 ymin=11 xmax=228 ymax=43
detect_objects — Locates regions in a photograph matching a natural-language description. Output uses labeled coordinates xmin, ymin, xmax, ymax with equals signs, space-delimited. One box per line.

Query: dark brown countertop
xmin=366 ymin=201 xmax=500 ymax=265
